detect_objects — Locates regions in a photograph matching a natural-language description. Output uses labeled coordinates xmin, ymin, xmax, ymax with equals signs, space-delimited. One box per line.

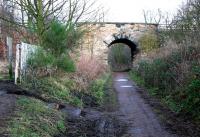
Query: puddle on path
xmin=120 ymin=85 xmax=133 ymax=88
xmin=116 ymin=79 xmax=128 ymax=82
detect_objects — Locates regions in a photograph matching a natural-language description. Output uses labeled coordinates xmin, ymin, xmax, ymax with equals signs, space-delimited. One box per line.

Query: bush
xmin=130 ymin=0 xmax=200 ymax=120
xmin=136 ymin=58 xmax=175 ymax=96
xmin=27 ymin=48 xmax=55 ymax=69
xmin=130 ymin=45 xmax=200 ymax=119
xmin=42 ymin=20 xmax=68 ymax=56
xmin=74 ymin=55 xmax=106 ymax=90
xmin=26 ymin=21 xmax=77 ymax=77
xmin=56 ymin=54 xmax=75 ymax=72
xmin=181 ymin=76 xmax=200 ymax=118
xmin=138 ymin=31 xmax=160 ymax=53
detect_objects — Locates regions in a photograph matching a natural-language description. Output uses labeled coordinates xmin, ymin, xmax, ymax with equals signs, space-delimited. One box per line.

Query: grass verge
xmin=102 ymin=75 xmax=118 ymax=111
xmin=21 ymin=75 xmax=83 ymax=107
xmin=9 ymin=97 xmax=65 ymax=137
xmin=89 ymin=73 xmax=111 ymax=106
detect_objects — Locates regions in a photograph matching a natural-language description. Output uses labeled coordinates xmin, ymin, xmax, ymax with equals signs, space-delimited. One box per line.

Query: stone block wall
xmin=79 ymin=22 xmax=158 ymax=62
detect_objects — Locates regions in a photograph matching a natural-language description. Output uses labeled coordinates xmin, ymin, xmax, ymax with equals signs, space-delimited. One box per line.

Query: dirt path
xmin=113 ymin=72 xmax=177 ymax=137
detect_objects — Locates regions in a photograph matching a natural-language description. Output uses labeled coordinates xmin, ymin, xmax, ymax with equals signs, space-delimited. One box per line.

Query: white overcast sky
xmin=97 ymin=0 xmax=184 ymax=23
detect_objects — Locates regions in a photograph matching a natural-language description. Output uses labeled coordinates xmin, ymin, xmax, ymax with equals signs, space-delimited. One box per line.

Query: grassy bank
xmin=102 ymin=74 xmax=118 ymax=111
xmin=9 ymin=97 xmax=65 ymax=137
xmin=7 ymin=72 xmax=111 ymax=137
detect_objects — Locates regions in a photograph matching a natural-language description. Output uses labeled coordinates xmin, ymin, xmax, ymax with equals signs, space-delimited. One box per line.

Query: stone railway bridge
xmin=79 ymin=22 xmax=158 ymax=61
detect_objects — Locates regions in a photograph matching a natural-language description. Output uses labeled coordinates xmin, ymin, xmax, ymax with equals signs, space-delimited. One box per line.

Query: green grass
xmin=129 ymin=71 xmax=159 ymax=96
xmin=102 ymin=75 xmax=118 ymax=111
xmin=9 ymin=97 xmax=65 ymax=137
xmin=89 ymin=73 xmax=110 ymax=106
xmin=0 ymin=72 xmax=9 ymax=80
xmin=129 ymin=71 xmax=145 ymax=86
xmin=22 ymin=76 xmax=83 ymax=107
xmin=21 ymin=72 xmax=112 ymax=108
xmin=8 ymin=73 xmax=112 ymax=137
xmin=161 ymin=95 xmax=182 ymax=113
xmin=8 ymin=73 xmax=111 ymax=136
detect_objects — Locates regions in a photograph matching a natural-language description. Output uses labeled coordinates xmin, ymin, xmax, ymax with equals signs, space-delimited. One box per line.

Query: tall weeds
xmin=73 ymin=54 xmax=107 ymax=91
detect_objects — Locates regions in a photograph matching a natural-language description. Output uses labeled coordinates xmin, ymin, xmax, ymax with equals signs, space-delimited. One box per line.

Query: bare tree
xmin=0 ymin=0 xmax=104 ymax=44
xmin=168 ymin=0 xmax=200 ymax=42
xmin=143 ymin=9 xmax=164 ymax=24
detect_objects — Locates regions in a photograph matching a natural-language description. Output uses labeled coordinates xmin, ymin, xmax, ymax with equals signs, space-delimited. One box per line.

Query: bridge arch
xmin=80 ymin=22 xmax=158 ymax=63
xmin=105 ymin=34 xmax=138 ymax=60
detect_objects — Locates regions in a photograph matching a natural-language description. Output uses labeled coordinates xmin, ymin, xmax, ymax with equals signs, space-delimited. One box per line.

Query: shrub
xmin=130 ymin=44 xmax=200 ymax=119
xmin=136 ymin=58 xmax=175 ymax=96
xmin=77 ymin=55 xmax=106 ymax=80
xmin=26 ymin=20 xmax=77 ymax=77
xmin=179 ymin=79 xmax=200 ymax=119
xmin=42 ymin=20 xmax=68 ymax=56
xmin=27 ymin=48 xmax=55 ymax=69
xmin=26 ymin=21 xmax=76 ymax=78
xmin=55 ymin=54 xmax=75 ymax=72
xmin=139 ymin=31 xmax=160 ymax=53
xmin=130 ymin=0 xmax=200 ymax=120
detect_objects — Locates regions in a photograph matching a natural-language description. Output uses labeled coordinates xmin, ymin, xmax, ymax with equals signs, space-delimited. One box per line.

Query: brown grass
xmin=70 ymin=54 xmax=107 ymax=91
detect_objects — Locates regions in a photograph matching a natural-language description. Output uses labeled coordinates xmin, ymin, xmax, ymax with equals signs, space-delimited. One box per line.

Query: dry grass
xmin=134 ymin=40 xmax=178 ymax=65
xmin=131 ymin=39 xmax=200 ymax=114
xmin=70 ymin=54 xmax=107 ymax=91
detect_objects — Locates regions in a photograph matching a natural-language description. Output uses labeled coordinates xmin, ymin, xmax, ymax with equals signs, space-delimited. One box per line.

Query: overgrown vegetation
xmin=12 ymin=57 xmax=109 ymax=136
xmin=138 ymin=30 xmax=160 ymax=52
xmin=1 ymin=0 xmax=109 ymax=136
xmin=21 ymin=53 xmax=108 ymax=108
xmin=130 ymin=0 xmax=200 ymax=121
xmin=22 ymin=71 xmax=110 ymax=109
xmin=75 ymin=55 xmax=107 ymax=90
xmin=89 ymin=74 xmax=110 ymax=105
xmin=27 ymin=20 xmax=77 ymax=75
xmin=130 ymin=45 xmax=200 ymax=118
xmin=9 ymin=97 xmax=65 ymax=137
xmin=102 ymin=75 xmax=118 ymax=111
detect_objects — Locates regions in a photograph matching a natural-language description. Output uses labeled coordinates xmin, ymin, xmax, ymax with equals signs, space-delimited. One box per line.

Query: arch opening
xmin=108 ymin=38 xmax=138 ymax=60
xmin=107 ymin=38 xmax=138 ymax=72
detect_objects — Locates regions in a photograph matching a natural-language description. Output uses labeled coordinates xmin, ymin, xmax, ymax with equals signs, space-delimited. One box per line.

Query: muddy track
xmin=0 ymin=81 xmax=124 ymax=137
xmin=113 ymin=72 xmax=177 ymax=137
xmin=1 ymin=75 xmax=199 ymax=137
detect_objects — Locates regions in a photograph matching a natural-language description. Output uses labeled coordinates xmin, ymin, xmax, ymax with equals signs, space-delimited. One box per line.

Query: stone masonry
xmin=79 ymin=22 xmax=158 ymax=61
